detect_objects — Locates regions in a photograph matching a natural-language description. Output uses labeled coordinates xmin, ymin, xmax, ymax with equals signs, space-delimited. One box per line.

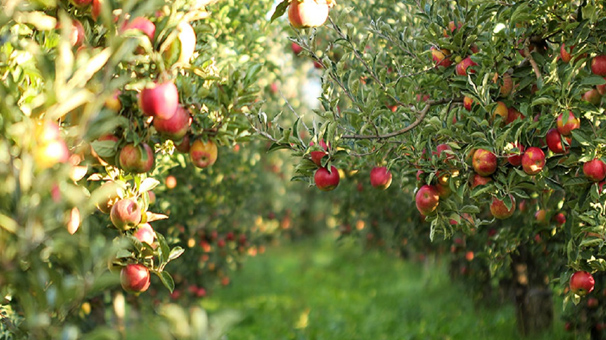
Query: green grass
xmin=199 ymin=237 xmax=572 ymax=340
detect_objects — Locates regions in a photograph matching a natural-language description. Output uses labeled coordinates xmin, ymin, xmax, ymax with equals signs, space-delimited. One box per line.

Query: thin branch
xmin=342 ymin=97 xmax=461 ymax=140
xmin=524 ymin=46 xmax=542 ymax=81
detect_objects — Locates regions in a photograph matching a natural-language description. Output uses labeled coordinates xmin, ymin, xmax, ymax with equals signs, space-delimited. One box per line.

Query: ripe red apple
xmin=110 ymin=198 xmax=142 ymax=231
xmin=472 ymin=148 xmax=498 ymax=176
xmin=104 ymin=90 xmax=122 ymax=112
xmin=521 ymin=147 xmax=545 ymax=175
xmin=443 ymin=21 xmax=461 ymax=37
xmin=189 ymin=139 xmax=218 ymax=168
xmin=455 ymin=56 xmax=477 ymax=76
xmin=435 ymin=143 xmax=454 ymax=161
xmin=133 ymin=223 xmax=155 ymax=245
xmin=415 ymin=185 xmax=439 ymax=215
xmin=122 ymin=17 xmax=156 ymax=40
xmin=120 ymin=264 xmax=151 ymax=293
xmin=499 ymin=73 xmax=513 ymax=97
xmin=557 ymin=111 xmax=580 ymax=136
xmin=165 ymin=175 xmax=177 ymax=189
xmin=35 ymin=138 xmax=70 ymax=170
xmin=587 ymin=297 xmax=599 ymax=308
xmin=505 ymin=142 xmax=525 ymax=166
xmin=553 ymin=212 xmax=566 ymax=226
xmin=546 ymin=128 xmax=570 ymax=154
xmin=591 ymin=55 xmax=606 ymax=76
xmin=370 ymin=166 xmax=392 ymax=189
xmin=153 ymin=106 xmax=190 ymax=141
xmin=314 ymin=165 xmax=340 ymax=191
xmin=465 ymin=251 xmax=474 ymax=261
xmin=470 ymin=173 xmax=492 ymax=189
xmin=291 ymin=42 xmax=303 ymax=55
xmin=598 ymin=79 xmax=606 ymax=95
xmin=288 ymin=0 xmax=329 ymax=29
xmin=560 ymin=43 xmax=572 ymax=63
xmin=91 ymin=0 xmax=101 ymax=21
xmin=431 ymin=47 xmax=452 ymax=68
xmin=119 ymin=143 xmax=155 ymax=173
xmin=69 ymin=19 xmax=85 ymax=47
xmin=569 ymin=271 xmax=595 ymax=296
xmin=139 ymin=81 xmax=179 ymax=120
xmin=493 ymin=101 xmax=508 ymax=122
xmin=309 ymin=139 xmax=328 ymax=166
xmin=582 ymin=88 xmax=601 ymax=105
xmin=490 ymin=194 xmax=516 ymax=219
xmin=583 ymin=158 xmax=606 ymax=182
xmin=535 ymin=209 xmax=547 ymax=224
xmin=436 ymin=183 xmax=451 ymax=199
xmin=174 ymin=134 xmax=191 ymax=153
xmin=506 ymin=107 xmax=525 ymax=125
xmin=463 ymin=96 xmax=473 ymax=111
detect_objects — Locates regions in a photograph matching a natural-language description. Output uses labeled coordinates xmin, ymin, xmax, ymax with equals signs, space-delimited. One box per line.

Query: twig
xmin=342 ymin=97 xmax=461 ymax=140
xmin=524 ymin=46 xmax=542 ymax=81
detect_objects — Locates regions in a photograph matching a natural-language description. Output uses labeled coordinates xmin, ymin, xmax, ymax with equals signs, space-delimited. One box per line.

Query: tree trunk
xmin=510 ymin=246 xmax=553 ymax=336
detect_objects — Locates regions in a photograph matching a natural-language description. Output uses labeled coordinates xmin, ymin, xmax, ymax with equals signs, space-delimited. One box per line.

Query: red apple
xmin=553 ymin=213 xmax=566 ymax=226
xmin=455 ymin=56 xmax=477 ymax=76
xmin=309 ymin=139 xmax=328 ymax=166
xmin=436 ymin=183 xmax=451 ymax=199
xmin=314 ymin=166 xmax=340 ymax=191
xmin=91 ymin=0 xmax=102 ymax=21
xmin=291 ymin=42 xmax=303 ymax=55
xmin=370 ymin=166 xmax=392 ymax=189
xmin=506 ymin=107 xmax=525 ymax=125
xmin=583 ymin=158 xmax=606 ymax=182
xmin=133 ymin=223 xmax=155 ymax=245
xmin=175 ymin=134 xmax=191 ymax=153
xmin=122 ymin=17 xmax=156 ymax=40
xmin=435 ymin=143 xmax=454 ymax=161
xmin=560 ymin=43 xmax=572 ymax=63
xmin=521 ymin=147 xmax=545 ymax=175
xmin=546 ymin=128 xmax=570 ymax=154
xmin=535 ymin=209 xmax=547 ymax=224
xmin=465 ymin=251 xmax=474 ymax=261
xmin=499 ymin=73 xmax=513 ymax=97
xmin=110 ymin=198 xmax=142 ymax=231
xmin=70 ymin=19 xmax=85 ymax=47
xmin=591 ymin=55 xmax=606 ymax=76
xmin=557 ymin=111 xmax=580 ymax=136
xmin=431 ymin=47 xmax=452 ymax=68
xmin=493 ymin=101 xmax=508 ymax=122
xmin=472 ymin=149 xmax=498 ymax=176
xmin=463 ymin=96 xmax=473 ymax=111
xmin=288 ymin=0 xmax=329 ymax=29
xmin=582 ymin=89 xmax=601 ymax=105
xmin=490 ymin=194 xmax=516 ymax=219
xmin=569 ymin=271 xmax=595 ymax=296
xmin=415 ymin=185 xmax=439 ymax=215
xmin=139 ymin=81 xmax=179 ymax=120
xmin=470 ymin=173 xmax=492 ymax=189
xmin=598 ymin=79 xmax=606 ymax=95
xmin=153 ymin=106 xmax=190 ymax=141
xmin=443 ymin=21 xmax=462 ymax=37
xmin=189 ymin=139 xmax=218 ymax=168
xmin=587 ymin=297 xmax=599 ymax=308
xmin=119 ymin=143 xmax=155 ymax=173
xmin=104 ymin=90 xmax=122 ymax=112
xmin=505 ymin=142 xmax=525 ymax=166
xmin=120 ymin=264 xmax=151 ymax=293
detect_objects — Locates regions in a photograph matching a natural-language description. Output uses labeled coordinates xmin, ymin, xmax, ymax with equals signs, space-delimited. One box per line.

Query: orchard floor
xmin=194 ymin=236 xmax=571 ymax=340
xmin=129 ymin=236 xmax=573 ymax=340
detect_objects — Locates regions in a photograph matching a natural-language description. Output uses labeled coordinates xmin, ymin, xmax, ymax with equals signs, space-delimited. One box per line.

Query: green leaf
xmin=270 ymin=0 xmax=290 ymax=23
xmin=460 ymin=205 xmax=480 ymax=214
xmin=157 ymin=271 xmax=175 ymax=293
xmin=91 ymin=140 xmax=117 ymax=158
xmin=168 ymin=247 xmax=185 ymax=261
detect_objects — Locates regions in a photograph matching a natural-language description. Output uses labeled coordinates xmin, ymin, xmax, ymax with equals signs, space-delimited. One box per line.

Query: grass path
xmin=201 ymin=237 xmax=570 ymax=340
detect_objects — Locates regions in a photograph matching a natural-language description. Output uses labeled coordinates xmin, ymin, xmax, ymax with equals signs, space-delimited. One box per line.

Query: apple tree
xmin=266 ymin=0 xmax=606 ymax=336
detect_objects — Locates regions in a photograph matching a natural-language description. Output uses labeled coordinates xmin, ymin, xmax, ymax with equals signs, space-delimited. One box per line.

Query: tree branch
xmin=341 ymin=97 xmax=461 ymax=140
